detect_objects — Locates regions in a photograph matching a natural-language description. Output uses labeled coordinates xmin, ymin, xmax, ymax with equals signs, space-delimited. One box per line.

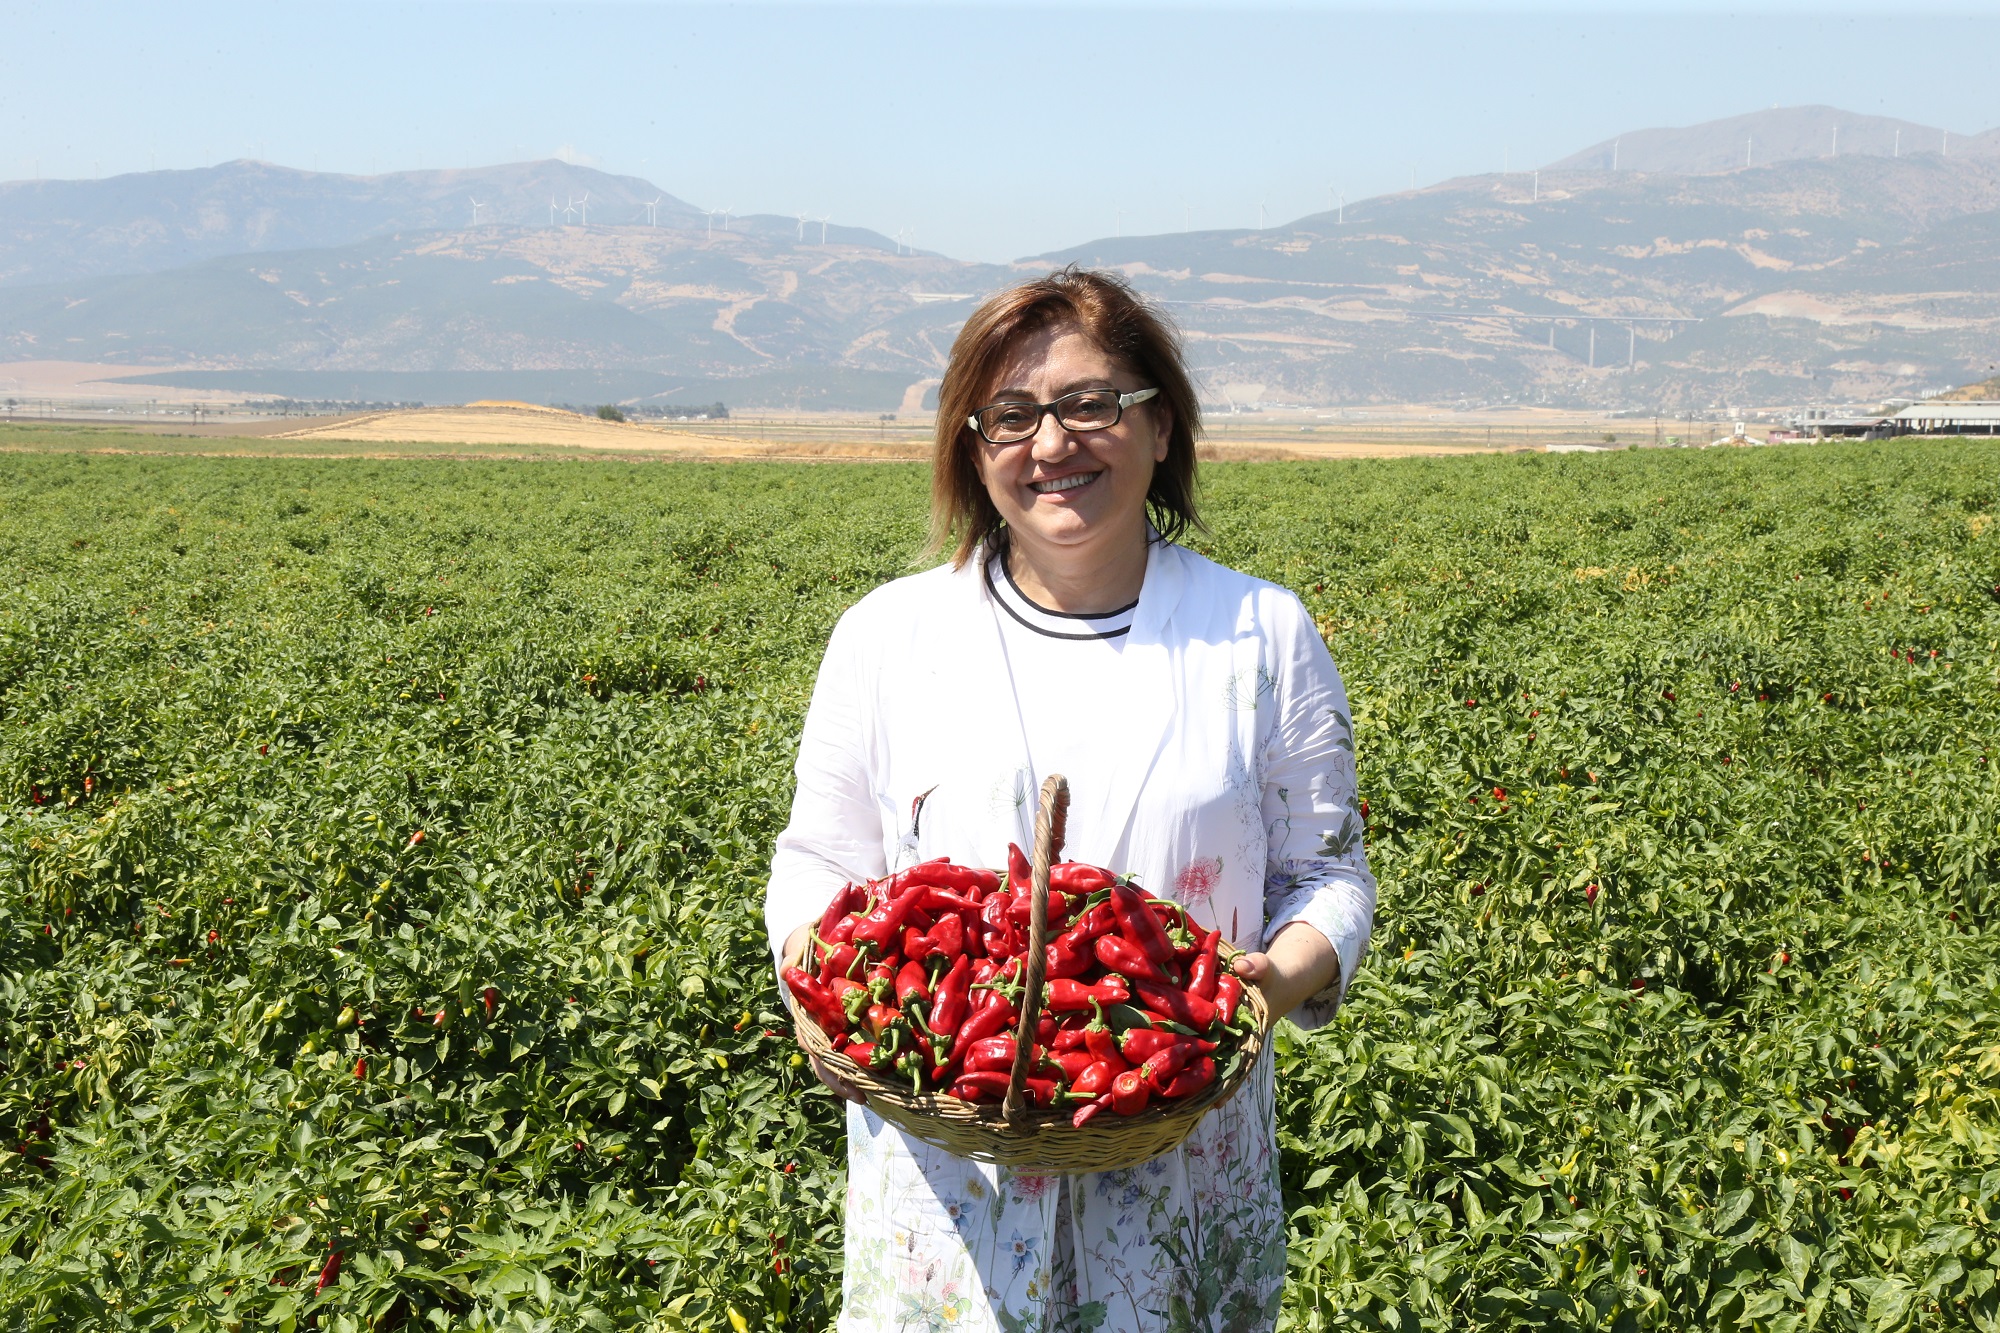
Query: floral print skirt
xmin=837 ymin=1051 xmax=1286 ymax=1333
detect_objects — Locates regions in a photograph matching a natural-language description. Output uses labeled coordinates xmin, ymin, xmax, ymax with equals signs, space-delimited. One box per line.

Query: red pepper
xmin=1093 ymin=934 xmax=1177 ymax=986
xmin=1083 ymin=1002 xmax=1122 ymax=1065
xmin=964 ymin=1035 xmax=1034 ymax=1074
xmin=821 ymin=912 xmax=858 ymax=947
xmin=1215 ymin=973 xmax=1245 ymax=1026
xmin=1187 ymin=927 xmax=1221 ymax=1002
xmin=1160 ymin=1055 xmax=1217 ymax=1099
xmin=949 ymin=1070 xmax=1059 ymax=1105
xmin=1037 ymin=1013 xmax=1058 ymax=1046
xmin=948 ymin=995 xmax=1016 ymax=1062
xmin=316 ymin=1247 xmax=342 ymax=1293
xmin=971 ymin=958 xmax=999 ymax=987
xmin=881 ymin=857 xmax=949 ymax=898
xmin=1119 ymin=1028 xmax=1209 ymax=1062
xmin=1007 ymin=842 xmax=1032 ymax=892
xmin=830 ymin=976 xmax=870 ymax=1025
xmin=1046 ymin=977 xmax=1129 ymax=1013
xmin=817 ymin=941 xmax=862 ymax=985
xmin=1139 ymin=1041 xmax=1194 ymax=1093
xmin=864 ymin=1001 xmax=903 ymax=1040
xmin=1070 ymin=1057 xmax=1125 ymax=1097
xmin=981 ymin=893 xmax=1020 ymax=960
xmin=1008 ymin=889 xmax=1075 ymax=927
xmin=1109 ymin=1068 xmax=1150 ymax=1116
xmin=1058 ymin=901 xmax=1117 ymax=949
xmin=1051 ymin=1026 xmax=1088 ymax=1052
xmin=922 ymin=886 xmax=983 ymax=915
xmin=1132 ymin=979 xmax=1217 ymax=1030
xmin=782 ymin=967 xmax=849 ymax=1034
xmin=852 ymin=892 xmax=922 ymax=952
xmin=1051 ymin=1047 xmax=1099 ymax=1081
xmin=1049 ymin=862 xmax=1117 ymax=893
xmin=948 ymin=1077 xmax=1003 ymax=1103
xmin=1111 ymin=883 xmax=1177 ymax=967
xmin=894 ymin=960 xmax=932 ymax=1011
xmin=1046 ymin=931 xmax=1094 ymax=979
xmin=925 ymin=912 xmax=966 ymax=961
xmin=817 ymin=882 xmax=864 ymax=939
xmin=1072 ymin=1095 xmax=1110 ymax=1128
xmin=928 ymin=955 xmax=973 ymax=1038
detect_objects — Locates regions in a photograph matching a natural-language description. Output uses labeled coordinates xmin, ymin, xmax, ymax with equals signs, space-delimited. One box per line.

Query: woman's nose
xmin=1028 ymin=408 xmax=1077 ymax=459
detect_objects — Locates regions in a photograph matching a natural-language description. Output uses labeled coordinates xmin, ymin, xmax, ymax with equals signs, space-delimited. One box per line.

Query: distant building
xmin=1889 ymin=400 xmax=2000 ymax=436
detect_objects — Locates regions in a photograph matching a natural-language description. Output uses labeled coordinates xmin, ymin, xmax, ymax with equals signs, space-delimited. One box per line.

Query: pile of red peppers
xmin=782 ymin=847 xmax=1254 ymax=1127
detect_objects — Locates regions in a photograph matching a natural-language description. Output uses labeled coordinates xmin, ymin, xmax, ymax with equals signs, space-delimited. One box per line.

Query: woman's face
xmin=969 ymin=322 xmax=1171 ymax=560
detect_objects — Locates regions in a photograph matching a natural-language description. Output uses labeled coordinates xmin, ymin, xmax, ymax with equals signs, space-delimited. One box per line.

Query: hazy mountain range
xmin=2 ymin=105 xmax=1996 ymax=411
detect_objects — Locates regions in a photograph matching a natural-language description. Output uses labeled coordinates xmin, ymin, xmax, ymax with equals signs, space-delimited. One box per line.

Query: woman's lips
xmin=1029 ymin=471 xmax=1101 ymax=496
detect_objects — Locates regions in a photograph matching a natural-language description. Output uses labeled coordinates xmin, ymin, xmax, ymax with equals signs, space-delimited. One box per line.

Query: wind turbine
xmin=469 ymin=197 xmax=485 ymax=226
xmin=721 ymin=205 xmax=734 ymax=232
xmin=797 ymin=211 xmax=807 ymax=242
xmin=643 ymin=196 xmax=661 ymax=225
xmin=577 ymin=192 xmax=589 ymax=226
xmin=818 ymin=215 xmax=830 ymax=244
xmin=562 ymin=196 xmax=578 ymax=225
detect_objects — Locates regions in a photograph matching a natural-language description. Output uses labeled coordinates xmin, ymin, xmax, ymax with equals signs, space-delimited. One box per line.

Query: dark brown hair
xmin=928 ymin=266 xmax=1203 ymax=567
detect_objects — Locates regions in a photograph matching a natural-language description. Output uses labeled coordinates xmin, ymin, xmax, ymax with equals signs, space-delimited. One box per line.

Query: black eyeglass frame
xmin=964 ymin=386 xmax=1160 ymax=445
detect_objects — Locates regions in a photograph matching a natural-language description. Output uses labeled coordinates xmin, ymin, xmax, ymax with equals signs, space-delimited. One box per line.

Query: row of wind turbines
xmin=462 ymin=193 xmax=921 ymax=255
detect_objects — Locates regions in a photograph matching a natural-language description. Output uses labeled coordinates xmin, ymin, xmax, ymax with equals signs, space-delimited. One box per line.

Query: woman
xmin=766 ymin=267 xmax=1374 ymax=1331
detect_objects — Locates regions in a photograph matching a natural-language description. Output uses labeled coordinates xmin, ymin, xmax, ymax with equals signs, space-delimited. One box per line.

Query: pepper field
xmin=1 ymin=434 xmax=1996 ymax=1331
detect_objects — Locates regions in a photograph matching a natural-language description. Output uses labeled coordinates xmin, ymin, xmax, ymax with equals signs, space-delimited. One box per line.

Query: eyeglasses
xmin=965 ymin=386 xmax=1159 ymax=445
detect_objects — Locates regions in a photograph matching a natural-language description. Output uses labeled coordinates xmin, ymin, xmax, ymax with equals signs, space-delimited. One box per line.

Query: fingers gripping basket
xmin=786 ymin=775 xmax=1269 ymax=1173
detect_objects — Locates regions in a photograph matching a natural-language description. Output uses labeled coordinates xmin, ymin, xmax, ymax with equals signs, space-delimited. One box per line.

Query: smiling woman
xmin=766 ymin=268 xmax=1376 ymax=1330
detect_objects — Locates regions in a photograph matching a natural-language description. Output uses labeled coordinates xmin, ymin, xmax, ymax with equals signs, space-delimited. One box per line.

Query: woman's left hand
xmin=1231 ymin=922 xmax=1340 ymax=1023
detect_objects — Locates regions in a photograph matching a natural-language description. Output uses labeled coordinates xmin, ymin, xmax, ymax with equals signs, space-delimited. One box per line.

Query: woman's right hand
xmin=785 ymin=923 xmax=868 ymax=1104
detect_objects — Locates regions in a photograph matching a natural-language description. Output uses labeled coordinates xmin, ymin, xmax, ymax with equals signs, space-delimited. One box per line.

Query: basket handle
xmin=1003 ymin=774 xmax=1068 ymax=1123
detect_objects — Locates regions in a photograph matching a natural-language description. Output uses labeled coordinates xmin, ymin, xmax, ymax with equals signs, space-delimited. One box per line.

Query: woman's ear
xmin=1151 ymin=405 xmax=1173 ymax=464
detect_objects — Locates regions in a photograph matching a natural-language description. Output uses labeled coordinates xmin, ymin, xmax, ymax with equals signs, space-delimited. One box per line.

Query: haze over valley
xmin=4 ymin=106 xmax=1997 ymax=415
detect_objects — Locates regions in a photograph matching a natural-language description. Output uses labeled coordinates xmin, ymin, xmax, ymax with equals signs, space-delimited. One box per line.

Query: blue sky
xmin=3 ymin=1 xmax=1996 ymax=261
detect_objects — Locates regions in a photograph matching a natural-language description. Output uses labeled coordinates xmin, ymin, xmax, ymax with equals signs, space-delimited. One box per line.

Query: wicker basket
xmin=786 ymin=774 xmax=1269 ymax=1173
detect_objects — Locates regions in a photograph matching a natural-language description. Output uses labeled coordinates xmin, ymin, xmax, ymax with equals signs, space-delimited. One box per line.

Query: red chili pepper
xmin=980 ymin=893 xmax=1020 ymax=959
xmin=830 ymin=976 xmax=870 ymax=1025
xmin=1187 ymin=927 xmax=1221 ymax=1002
xmin=864 ymin=1002 xmax=903 ymax=1040
xmin=816 ymin=882 xmax=864 ymax=939
xmin=971 ymin=958 xmax=999 ymax=987
xmin=1058 ymin=901 xmax=1117 ymax=948
xmin=1051 ymin=1047 xmax=1099 ymax=1081
xmin=1070 ymin=1057 xmax=1125 ymax=1097
xmin=1132 ymin=979 xmax=1217 ymax=1030
xmin=1214 ymin=974 xmax=1245 ymax=1026
xmin=316 ymin=1248 xmax=342 ymax=1292
xmin=821 ymin=912 xmax=858 ymax=947
xmin=1049 ymin=861 xmax=1117 ymax=893
xmin=881 ymin=857 xmax=949 ymax=899
xmin=1045 ymin=931 xmax=1095 ymax=979
xmin=1037 ymin=1013 xmax=1059 ymax=1046
xmin=1120 ymin=1028 xmax=1209 ymax=1062
xmin=925 ymin=912 xmax=966 ymax=962
xmin=1111 ymin=883 xmax=1177 ymax=967
xmin=963 ymin=1036 xmax=1021 ymax=1073
xmin=927 ymin=955 xmax=973 ymax=1038
xmin=782 ymin=967 xmax=849 ymax=1034
xmin=1045 ymin=977 xmax=1129 ymax=1013
xmin=1109 ymin=1068 xmax=1150 ymax=1116
xmin=1006 ymin=842 xmax=1033 ymax=892
xmin=1160 ymin=1054 xmax=1217 ymax=1099
xmin=948 ymin=996 xmax=1016 ymax=1063
xmin=1140 ymin=1041 xmax=1195 ymax=1093
xmin=949 ymin=1070 xmax=1059 ymax=1105
xmin=922 ymin=886 xmax=983 ymax=915
xmin=1072 ymin=1095 xmax=1110 ymax=1128
xmin=818 ymin=941 xmax=862 ymax=985
xmin=948 ymin=1077 xmax=1003 ymax=1103
xmin=852 ymin=892 xmax=922 ymax=952
xmin=483 ymin=986 xmax=498 ymax=1020
xmin=894 ymin=960 xmax=932 ymax=1011
xmin=1094 ymin=934 xmax=1177 ymax=986
xmin=1083 ymin=1001 xmax=1122 ymax=1065
xmin=1051 ymin=1025 xmax=1088 ymax=1052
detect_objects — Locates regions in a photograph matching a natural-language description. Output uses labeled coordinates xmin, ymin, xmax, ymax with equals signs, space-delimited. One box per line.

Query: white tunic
xmin=766 ymin=538 xmax=1375 ymax=1332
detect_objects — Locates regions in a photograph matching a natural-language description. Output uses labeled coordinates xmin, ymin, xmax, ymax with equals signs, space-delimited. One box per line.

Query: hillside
xmin=1549 ymin=105 xmax=1999 ymax=174
xmin=3 ymin=107 xmax=1998 ymax=410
